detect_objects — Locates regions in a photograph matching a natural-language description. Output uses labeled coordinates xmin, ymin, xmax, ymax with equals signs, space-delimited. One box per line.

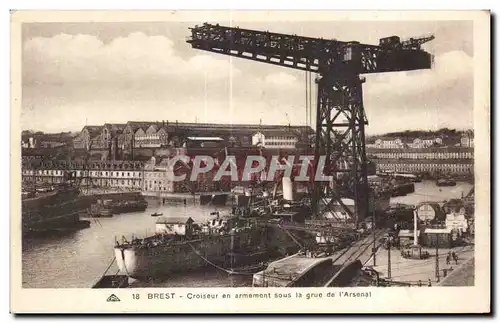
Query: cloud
xmin=23 ymin=32 xmax=241 ymax=85
xmin=264 ymin=72 xmax=300 ymax=87
xmin=21 ymin=32 xmax=473 ymax=135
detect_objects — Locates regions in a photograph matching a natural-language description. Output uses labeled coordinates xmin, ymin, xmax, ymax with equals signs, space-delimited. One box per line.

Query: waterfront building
xmin=367 ymin=147 xmax=474 ymax=160
xmin=143 ymin=157 xmax=175 ymax=193
xmin=22 ymin=159 xmax=145 ymax=191
xmin=374 ymin=159 xmax=473 ymax=176
xmin=367 ymin=146 xmax=474 ymax=177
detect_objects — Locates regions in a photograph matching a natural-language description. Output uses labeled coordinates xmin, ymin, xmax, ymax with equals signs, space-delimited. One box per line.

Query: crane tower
xmin=186 ymin=23 xmax=434 ymax=223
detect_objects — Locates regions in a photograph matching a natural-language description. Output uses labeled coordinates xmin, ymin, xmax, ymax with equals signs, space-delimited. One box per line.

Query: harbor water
xmin=21 ymin=181 xmax=473 ymax=288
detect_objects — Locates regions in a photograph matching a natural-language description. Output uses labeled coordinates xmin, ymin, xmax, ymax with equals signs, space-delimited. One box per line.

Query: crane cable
xmin=186 ymin=241 xmax=300 ymax=282
xmin=305 ymin=71 xmax=309 ymax=127
xmin=187 ymin=242 xmax=257 ymax=276
xmin=278 ymin=225 xmax=304 ymax=249
xmin=309 ymin=71 xmax=313 ymax=130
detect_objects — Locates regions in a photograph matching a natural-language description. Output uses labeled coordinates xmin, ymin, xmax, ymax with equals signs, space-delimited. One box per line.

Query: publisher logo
xmin=106 ymin=294 xmax=121 ymax=302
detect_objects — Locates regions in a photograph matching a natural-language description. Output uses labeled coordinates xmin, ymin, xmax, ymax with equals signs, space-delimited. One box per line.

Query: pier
xmin=141 ymin=191 xmax=230 ymax=205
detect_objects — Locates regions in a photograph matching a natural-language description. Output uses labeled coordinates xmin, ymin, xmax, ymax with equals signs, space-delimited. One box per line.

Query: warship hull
xmin=114 ymin=224 xmax=305 ymax=280
xmin=115 ymin=231 xmax=266 ymax=279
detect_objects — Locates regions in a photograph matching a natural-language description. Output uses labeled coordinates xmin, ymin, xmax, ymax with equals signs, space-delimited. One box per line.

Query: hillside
xmin=366 ymin=128 xmax=472 ymax=143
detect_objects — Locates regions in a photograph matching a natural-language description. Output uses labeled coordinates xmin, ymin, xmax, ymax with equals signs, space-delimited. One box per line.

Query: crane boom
xmin=187 ymin=23 xmax=433 ymax=75
xmin=402 ymin=35 xmax=436 ymax=50
xmin=186 ymin=22 xmax=434 ymax=224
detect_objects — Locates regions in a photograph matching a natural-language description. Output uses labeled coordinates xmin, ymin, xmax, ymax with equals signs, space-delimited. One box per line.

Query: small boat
xmin=151 ymin=212 xmax=163 ymax=217
xmin=436 ymin=178 xmax=457 ymax=187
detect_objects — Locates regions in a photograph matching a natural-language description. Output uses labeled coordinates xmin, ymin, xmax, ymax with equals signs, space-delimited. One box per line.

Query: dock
xmin=141 ymin=191 xmax=231 ymax=205
xmin=252 ymin=229 xmax=388 ymax=287
xmin=141 ymin=191 xmax=231 ymax=198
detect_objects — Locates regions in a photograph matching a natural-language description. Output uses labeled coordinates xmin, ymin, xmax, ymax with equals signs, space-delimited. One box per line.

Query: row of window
xmin=145 ymin=172 xmax=170 ymax=178
xmin=88 ymin=179 xmax=141 ymax=186
xmin=23 ymin=170 xmax=176 ymax=179
xmin=371 ymin=152 xmax=474 ymax=159
xmin=135 ymin=136 xmax=168 ymax=141
xmin=265 ymin=140 xmax=295 ymax=147
xmin=29 ymin=178 xmax=141 ymax=186
xmin=377 ymin=163 xmax=473 ymax=173
xmin=22 ymin=169 xmax=144 ymax=178
xmin=145 ymin=180 xmax=174 ymax=191
xmin=22 ymin=170 xmax=65 ymax=176
xmin=267 ymin=136 xmax=297 ymax=141
xmin=372 ymin=144 xmax=440 ymax=148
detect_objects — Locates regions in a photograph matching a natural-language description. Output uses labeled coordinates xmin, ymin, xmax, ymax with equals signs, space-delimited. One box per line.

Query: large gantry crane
xmin=186 ymin=23 xmax=434 ymax=224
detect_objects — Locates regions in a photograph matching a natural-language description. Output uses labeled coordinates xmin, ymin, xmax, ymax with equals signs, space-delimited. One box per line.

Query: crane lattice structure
xmin=186 ymin=23 xmax=434 ymax=224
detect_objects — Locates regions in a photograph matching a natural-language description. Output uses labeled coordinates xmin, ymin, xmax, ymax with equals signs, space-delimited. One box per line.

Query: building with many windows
xmin=74 ymin=121 xmax=313 ymax=154
xmin=375 ymin=160 xmax=473 ymax=175
xmin=251 ymin=131 xmax=299 ymax=149
xmin=367 ymin=147 xmax=474 ymax=160
xmin=368 ymin=147 xmax=474 ymax=177
xmin=22 ymin=159 xmax=145 ymax=191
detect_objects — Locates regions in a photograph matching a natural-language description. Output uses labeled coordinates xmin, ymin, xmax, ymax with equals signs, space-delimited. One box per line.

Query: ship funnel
xmin=282 ymin=177 xmax=295 ymax=201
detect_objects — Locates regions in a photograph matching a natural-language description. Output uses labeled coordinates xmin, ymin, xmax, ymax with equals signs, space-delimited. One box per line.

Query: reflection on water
xmin=22 ymin=181 xmax=473 ymax=288
xmin=22 ymin=203 xmax=232 ymax=288
xmin=390 ymin=181 xmax=473 ymax=206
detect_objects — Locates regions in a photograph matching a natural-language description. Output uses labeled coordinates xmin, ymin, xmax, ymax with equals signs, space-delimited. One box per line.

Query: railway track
xmin=332 ymin=229 xmax=387 ymax=267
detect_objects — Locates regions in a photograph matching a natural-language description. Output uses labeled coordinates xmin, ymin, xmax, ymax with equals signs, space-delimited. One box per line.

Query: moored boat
xmin=22 ymin=177 xmax=91 ymax=236
xmin=89 ymin=198 xmax=148 ymax=217
xmin=114 ymin=214 xmax=271 ymax=280
xmin=436 ymin=178 xmax=457 ymax=187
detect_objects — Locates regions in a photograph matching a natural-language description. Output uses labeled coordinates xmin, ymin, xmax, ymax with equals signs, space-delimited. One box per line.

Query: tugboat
xmin=436 ymin=178 xmax=457 ymax=187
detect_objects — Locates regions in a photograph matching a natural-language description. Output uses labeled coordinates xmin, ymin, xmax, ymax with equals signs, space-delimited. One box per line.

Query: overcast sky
xmin=21 ymin=20 xmax=473 ymax=135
